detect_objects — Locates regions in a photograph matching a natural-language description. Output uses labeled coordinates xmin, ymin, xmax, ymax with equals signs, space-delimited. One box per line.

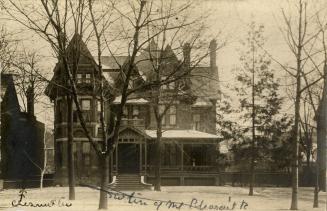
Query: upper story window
xmin=132 ymin=105 xmax=140 ymax=119
xmin=122 ymin=105 xmax=140 ymax=119
xmin=169 ymin=105 xmax=176 ymax=125
xmin=193 ymin=114 xmax=201 ymax=130
xmin=97 ymin=100 xmax=102 ymax=112
xmin=161 ymin=76 xmax=175 ymax=90
xmin=77 ymin=73 xmax=92 ymax=84
xmin=123 ymin=106 xmax=128 ymax=118
xmin=81 ymin=99 xmax=91 ymax=110
xmin=159 ymin=105 xmax=166 ymax=125
xmin=97 ymin=100 xmax=103 ymax=122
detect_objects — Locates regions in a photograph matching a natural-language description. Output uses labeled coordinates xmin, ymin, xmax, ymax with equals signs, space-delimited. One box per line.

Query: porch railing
xmin=121 ymin=118 xmax=144 ymax=128
xmin=146 ymin=165 xmax=218 ymax=173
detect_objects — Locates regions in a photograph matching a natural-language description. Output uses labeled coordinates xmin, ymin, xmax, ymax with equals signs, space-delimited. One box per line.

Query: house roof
xmin=101 ymin=56 xmax=128 ymax=70
xmin=144 ymin=129 xmax=221 ymax=139
xmin=192 ymin=97 xmax=213 ymax=107
xmin=190 ymin=66 xmax=220 ymax=100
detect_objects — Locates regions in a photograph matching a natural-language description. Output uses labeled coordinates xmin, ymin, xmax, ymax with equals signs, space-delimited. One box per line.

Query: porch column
xmin=181 ymin=143 xmax=184 ymax=171
xmin=145 ymin=140 xmax=147 ymax=175
xmin=115 ymin=143 xmax=118 ymax=174
xmin=139 ymin=140 xmax=142 ymax=173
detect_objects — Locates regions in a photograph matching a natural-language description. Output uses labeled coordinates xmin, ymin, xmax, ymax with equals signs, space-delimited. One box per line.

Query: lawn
xmin=0 ymin=186 xmax=326 ymax=211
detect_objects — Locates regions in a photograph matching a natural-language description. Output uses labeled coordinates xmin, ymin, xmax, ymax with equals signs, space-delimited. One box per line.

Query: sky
xmin=1 ymin=0 xmax=326 ymax=126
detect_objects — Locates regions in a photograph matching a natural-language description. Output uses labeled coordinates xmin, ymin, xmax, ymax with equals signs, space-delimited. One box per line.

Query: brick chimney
xmin=26 ymin=86 xmax=35 ymax=117
xmin=209 ymin=39 xmax=217 ymax=68
xmin=183 ymin=42 xmax=191 ymax=69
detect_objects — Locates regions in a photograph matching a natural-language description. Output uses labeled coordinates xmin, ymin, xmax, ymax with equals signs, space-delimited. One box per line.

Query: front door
xmin=118 ymin=143 xmax=140 ymax=173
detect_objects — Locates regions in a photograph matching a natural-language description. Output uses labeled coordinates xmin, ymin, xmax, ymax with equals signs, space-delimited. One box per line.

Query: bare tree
xmin=0 ymin=26 xmax=17 ymax=73
xmin=1 ymin=0 xmax=219 ymax=209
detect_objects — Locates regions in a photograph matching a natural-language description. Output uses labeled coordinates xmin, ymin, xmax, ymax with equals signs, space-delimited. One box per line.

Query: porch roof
xmin=113 ymin=96 xmax=149 ymax=104
xmin=144 ymin=130 xmax=221 ymax=140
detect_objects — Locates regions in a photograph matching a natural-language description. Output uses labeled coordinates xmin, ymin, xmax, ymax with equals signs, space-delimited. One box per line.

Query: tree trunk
xmin=317 ymin=65 xmax=327 ymax=192
xmin=249 ymin=49 xmax=255 ymax=196
xmin=40 ymin=170 xmax=44 ymax=190
xmin=313 ymin=159 xmax=319 ymax=208
xmin=290 ymin=56 xmax=301 ymax=211
xmin=99 ymin=155 xmax=109 ymax=209
xmin=154 ymin=122 xmax=162 ymax=191
xmin=67 ymin=95 xmax=75 ymax=200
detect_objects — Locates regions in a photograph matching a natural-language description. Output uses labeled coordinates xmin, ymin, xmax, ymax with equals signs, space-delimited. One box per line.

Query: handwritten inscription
xmin=84 ymin=184 xmax=249 ymax=210
xmin=11 ymin=189 xmax=72 ymax=208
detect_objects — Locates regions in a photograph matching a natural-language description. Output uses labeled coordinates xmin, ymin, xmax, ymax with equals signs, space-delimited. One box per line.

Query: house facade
xmin=46 ymin=35 xmax=222 ymax=187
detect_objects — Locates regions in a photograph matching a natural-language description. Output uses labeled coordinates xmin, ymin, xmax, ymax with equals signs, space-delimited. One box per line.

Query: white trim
xmin=55 ymin=138 xmax=102 ymax=141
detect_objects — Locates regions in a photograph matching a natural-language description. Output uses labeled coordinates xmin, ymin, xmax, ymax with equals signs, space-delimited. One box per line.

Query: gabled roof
xmin=113 ymin=95 xmax=149 ymax=105
xmin=66 ymin=33 xmax=95 ymax=64
xmin=101 ymin=56 xmax=128 ymax=70
xmin=119 ymin=126 xmax=151 ymax=139
xmin=1 ymin=74 xmax=21 ymax=115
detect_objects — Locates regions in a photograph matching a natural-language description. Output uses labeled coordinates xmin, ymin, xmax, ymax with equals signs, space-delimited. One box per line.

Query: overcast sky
xmin=1 ymin=0 xmax=326 ymax=126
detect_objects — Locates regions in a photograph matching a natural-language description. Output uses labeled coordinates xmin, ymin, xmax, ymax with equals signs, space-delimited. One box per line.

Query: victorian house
xmin=45 ymin=35 xmax=222 ymax=188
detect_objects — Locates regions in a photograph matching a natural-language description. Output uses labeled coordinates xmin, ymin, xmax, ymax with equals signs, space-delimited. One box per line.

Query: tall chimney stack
xmin=27 ymin=86 xmax=35 ymax=117
xmin=183 ymin=42 xmax=191 ymax=69
xmin=210 ymin=39 xmax=217 ymax=68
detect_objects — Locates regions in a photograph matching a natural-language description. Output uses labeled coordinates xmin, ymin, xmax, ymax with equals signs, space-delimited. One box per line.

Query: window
xmin=161 ymin=76 xmax=168 ymax=90
xmin=161 ymin=76 xmax=175 ymax=90
xmin=159 ymin=105 xmax=166 ymax=125
xmin=85 ymin=74 xmax=91 ymax=83
xmin=73 ymin=111 xmax=79 ymax=122
xmin=77 ymin=73 xmax=92 ymax=84
xmin=81 ymin=99 xmax=91 ymax=110
xmin=72 ymin=101 xmax=77 ymax=111
xmin=169 ymin=105 xmax=176 ymax=125
xmin=193 ymin=114 xmax=201 ymax=130
xmin=57 ymin=142 xmax=63 ymax=168
xmin=168 ymin=81 xmax=175 ymax=89
xmin=97 ymin=100 xmax=101 ymax=112
xmin=77 ymin=74 xmax=83 ymax=83
xmin=128 ymin=80 xmax=133 ymax=89
xmin=123 ymin=106 xmax=128 ymax=118
xmin=132 ymin=105 xmax=139 ymax=119
xmin=97 ymin=100 xmax=102 ymax=122
xmin=56 ymin=100 xmax=62 ymax=122
xmin=82 ymin=142 xmax=91 ymax=166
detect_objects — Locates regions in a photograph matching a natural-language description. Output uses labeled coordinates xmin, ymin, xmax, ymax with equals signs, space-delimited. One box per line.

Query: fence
xmin=219 ymin=171 xmax=317 ymax=187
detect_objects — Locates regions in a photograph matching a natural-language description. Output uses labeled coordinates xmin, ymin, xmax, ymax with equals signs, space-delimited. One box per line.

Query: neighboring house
xmin=45 ymin=35 xmax=222 ymax=186
xmin=0 ymin=74 xmax=53 ymax=188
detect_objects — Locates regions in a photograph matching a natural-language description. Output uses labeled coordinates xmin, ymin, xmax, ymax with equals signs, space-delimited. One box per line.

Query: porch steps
xmin=109 ymin=174 xmax=153 ymax=191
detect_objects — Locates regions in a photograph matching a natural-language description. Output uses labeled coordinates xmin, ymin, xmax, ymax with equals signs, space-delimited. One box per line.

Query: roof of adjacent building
xmin=144 ymin=129 xmax=222 ymax=139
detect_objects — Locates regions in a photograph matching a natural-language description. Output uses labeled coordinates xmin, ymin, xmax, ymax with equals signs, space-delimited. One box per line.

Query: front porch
xmin=110 ymin=127 xmax=222 ymax=186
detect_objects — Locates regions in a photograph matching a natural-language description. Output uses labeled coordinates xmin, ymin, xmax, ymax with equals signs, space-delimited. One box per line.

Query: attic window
xmin=77 ymin=73 xmax=92 ymax=84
